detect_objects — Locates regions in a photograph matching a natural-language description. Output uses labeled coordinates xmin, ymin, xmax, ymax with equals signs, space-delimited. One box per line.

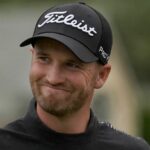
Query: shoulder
xmin=3 ymin=118 xmax=27 ymax=133
xmin=0 ymin=118 xmax=30 ymax=143
xmin=95 ymin=122 xmax=150 ymax=150
xmin=0 ymin=119 xmax=26 ymax=140
xmin=0 ymin=119 xmax=38 ymax=149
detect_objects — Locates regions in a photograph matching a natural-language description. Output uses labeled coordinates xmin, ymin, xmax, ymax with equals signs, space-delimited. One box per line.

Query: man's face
xmin=30 ymin=38 xmax=108 ymax=117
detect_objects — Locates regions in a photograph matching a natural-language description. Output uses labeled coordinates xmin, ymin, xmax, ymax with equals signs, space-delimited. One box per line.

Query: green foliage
xmin=141 ymin=108 xmax=150 ymax=144
xmin=109 ymin=0 xmax=150 ymax=83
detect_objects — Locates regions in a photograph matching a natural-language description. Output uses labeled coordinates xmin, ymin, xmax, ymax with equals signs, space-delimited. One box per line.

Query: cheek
xmin=68 ymin=71 xmax=95 ymax=90
xmin=81 ymin=69 xmax=97 ymax=86
xmin=29 ymin=63 xmax=46 ymax=82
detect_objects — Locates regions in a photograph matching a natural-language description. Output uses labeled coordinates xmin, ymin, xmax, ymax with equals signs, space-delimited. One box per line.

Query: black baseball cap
xmin=20 ymin=2 xmax=112 ymax=65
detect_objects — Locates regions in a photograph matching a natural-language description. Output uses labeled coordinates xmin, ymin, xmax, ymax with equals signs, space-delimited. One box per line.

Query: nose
xmin=46 ymin=63 xmax=65 ymax=85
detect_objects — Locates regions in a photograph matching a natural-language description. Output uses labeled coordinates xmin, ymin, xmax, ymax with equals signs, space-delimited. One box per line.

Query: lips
xmin=45 ymin=85 xmax=68 ymax=92
xmin=40 ymin=82 xmax=71 ymax=93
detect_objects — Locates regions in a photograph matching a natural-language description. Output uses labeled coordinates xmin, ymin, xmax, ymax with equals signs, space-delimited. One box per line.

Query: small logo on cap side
xmin=38 ymin=11 xmax=97 ymax=37
xmin=99 ymin=46 xmax=109 ymax=61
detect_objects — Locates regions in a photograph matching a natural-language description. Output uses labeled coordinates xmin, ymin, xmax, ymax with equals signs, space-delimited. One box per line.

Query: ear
xmin=30 ymin=48 xmax=34 ymax=54
xmin=30 ymin=47 xmax=36 ymax=58
xmin=94 ymin=64 xmax=111 ymax=89
xmin=29 ymin=48 xmax=36 ymax=66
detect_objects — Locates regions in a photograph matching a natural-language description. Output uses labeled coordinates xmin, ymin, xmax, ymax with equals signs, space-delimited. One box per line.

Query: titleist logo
xmin=38 ymin=11 xmax=97 ymax=37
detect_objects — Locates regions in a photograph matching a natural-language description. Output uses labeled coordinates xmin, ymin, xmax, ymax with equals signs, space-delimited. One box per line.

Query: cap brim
xmin=20 ymin=33 xmax=98 ymax=63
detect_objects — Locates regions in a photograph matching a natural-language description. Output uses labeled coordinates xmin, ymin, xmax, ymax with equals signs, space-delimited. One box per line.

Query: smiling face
xmin=30 ymin=38 xmax=111 ymax=117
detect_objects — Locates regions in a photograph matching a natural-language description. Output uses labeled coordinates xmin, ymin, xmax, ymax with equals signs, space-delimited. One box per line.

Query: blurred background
xmin=0 ymin=0 xmax=149 ymax=143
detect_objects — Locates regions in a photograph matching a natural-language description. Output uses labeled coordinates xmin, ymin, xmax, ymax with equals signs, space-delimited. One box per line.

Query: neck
xmin=36 ymin=104 xmax=90 ymax=134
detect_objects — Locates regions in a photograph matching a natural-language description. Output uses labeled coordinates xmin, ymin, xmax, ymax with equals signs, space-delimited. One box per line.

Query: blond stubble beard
xmin=32 ymin=85 xmax=94 ymax=118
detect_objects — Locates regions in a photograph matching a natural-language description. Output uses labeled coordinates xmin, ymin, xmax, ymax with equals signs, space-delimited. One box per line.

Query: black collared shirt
xmin=0 ymin=99 xmax=150 ymax=150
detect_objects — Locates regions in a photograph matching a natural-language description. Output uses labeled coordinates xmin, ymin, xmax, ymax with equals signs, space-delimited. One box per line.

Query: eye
xmin=37 ymin=56 xmax=49 ymax=63
xmin=66 ymin=62 xmax=80 ymax=69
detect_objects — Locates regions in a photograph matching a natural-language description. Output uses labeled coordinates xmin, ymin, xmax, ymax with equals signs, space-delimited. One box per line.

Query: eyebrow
xmin=36 ymin=50 xmax=47 ymax=55
xmin=34 ymin=45 xmax=49 ymax=54
xmin=66 ymin=57 xmax=85 ymax=67
xmin=34 ymin=43 xmax=85 ymax=64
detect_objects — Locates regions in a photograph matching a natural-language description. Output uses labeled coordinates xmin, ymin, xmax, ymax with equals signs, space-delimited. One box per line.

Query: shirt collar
xmin=23 ymin=98 xmax=99 ymax=143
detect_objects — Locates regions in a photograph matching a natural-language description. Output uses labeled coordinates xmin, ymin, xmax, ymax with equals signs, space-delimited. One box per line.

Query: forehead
xmin=34 ymin=37 xmax=69 ymax=51
xmin=34 ymin=37 xmax=83 ymax=61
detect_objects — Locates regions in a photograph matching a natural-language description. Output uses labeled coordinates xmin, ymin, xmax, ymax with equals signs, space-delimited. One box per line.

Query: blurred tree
xmin=110 ymin=0 xmax=150 ymax=84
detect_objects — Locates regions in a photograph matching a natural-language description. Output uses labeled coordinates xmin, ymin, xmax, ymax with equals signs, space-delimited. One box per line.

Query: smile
xmin=41 ymin=84 xmax=70 ymax=93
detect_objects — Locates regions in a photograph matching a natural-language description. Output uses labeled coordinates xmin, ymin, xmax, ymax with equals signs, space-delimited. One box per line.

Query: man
xmin=0 ymin=2 xmax=149 ymax=150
